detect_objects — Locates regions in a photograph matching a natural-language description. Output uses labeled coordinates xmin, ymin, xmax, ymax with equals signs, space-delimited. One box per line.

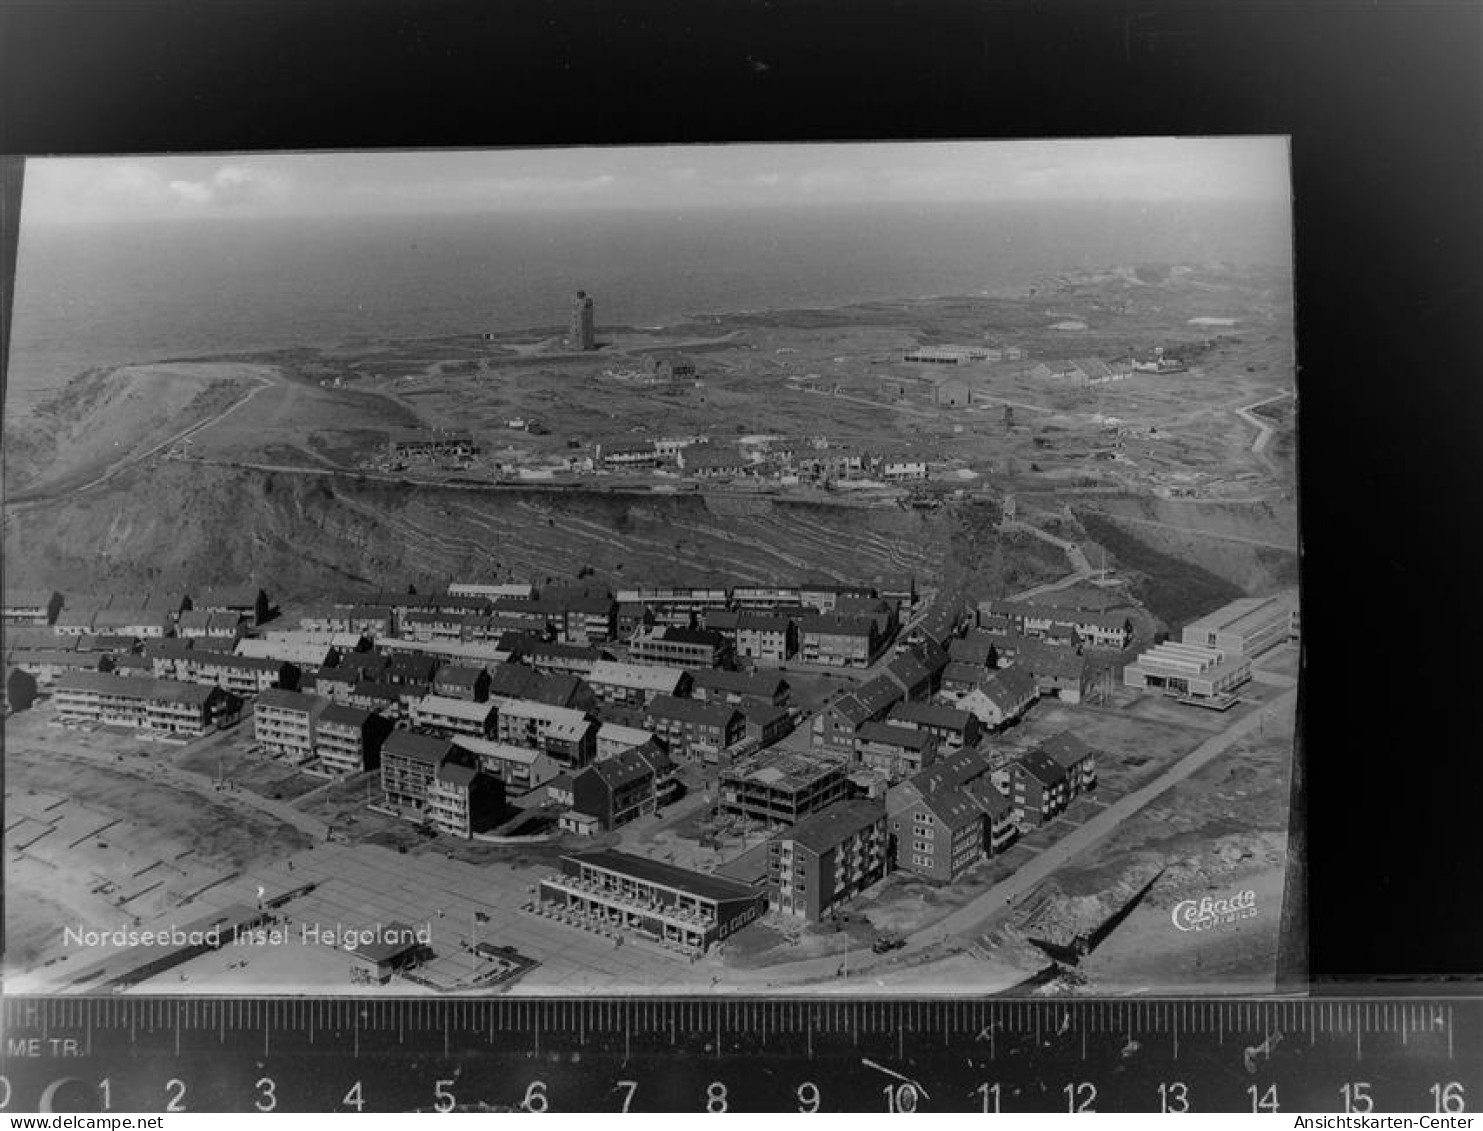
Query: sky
xmin=21 ymin=138 xmax=1291 ymax=225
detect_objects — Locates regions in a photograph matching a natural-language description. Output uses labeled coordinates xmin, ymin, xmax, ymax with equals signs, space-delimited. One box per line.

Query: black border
xmin=2 ymin=0 xmax=1481 ymax=986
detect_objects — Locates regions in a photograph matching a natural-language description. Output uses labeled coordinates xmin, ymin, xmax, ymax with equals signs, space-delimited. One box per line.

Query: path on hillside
xmin=5 ymin=369 xmax=278 ymax=511
xmin=734 ymin=685 xmax=1296 ymax=988
xmin=1234 ymin=389 xmax=1294 ymax=475
xmin=998 ymin=518 xmax=1096 ymax=599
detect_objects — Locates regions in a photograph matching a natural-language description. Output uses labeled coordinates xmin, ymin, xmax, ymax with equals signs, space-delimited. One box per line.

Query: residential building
xmin=494 ymin=700 xmax=595 ymax=760
xmin=644 ymin=695 xmax=744 ymax=761
xmin=887 ymin=700 xmax=981 ymax=751
xmin=731 ymin=585 xmax=803 ymax=609
xmin=3 ymin=589 xmax=62 ymax=626
xmin=878 ymin=452 xmax=930 ymax=481
xmin=886 ymin=747 xmax=1017 ymax=881
xmin=313 ymin=704 xmax=390 ymax=776
xmin=812 ymin=675 xmax=903 ymax=755
xmin=537 ymin=850 xmax=765 ymax=955
xmin=595 ymin=722 xmax=658 ymax=761
xmin=629 ymin=626 xmax=733 ymax=669
xmin=192 ymin=654 xmax=298 ymax=696
xmin=512 ymin=637 xmax=609 ymax=677
xmin=719 ymin=743 xmax=850 ymax=826
xmin=732 ymin=612 xmax=798 ymax=662
xmin=454 ymin=736 xmax=564 ymax=796
xmin=1180 ymin=592 xmax=1298 ymax=658
xmin=1123 ymin=641 xmax=1252 ymax=703
xmin=1040 ymin=731 xmax=1098 ymax=796
xmin=486 ymin=664 xmax=592 ymax=711
xmin=193 ymin=586 xmax=271 ymax=626
xmin=954 ymin=664 xmax=1039 ymax=729
xmin=253 ymin=687 xmax=329 ymax=760
xmin=432 ymin=664 xmax=490 ymax=701
xmin=741 ymin=702 xmax=794 ymax=747
xmin=882 ymin=640 xmax=948 ymax=700
xmin=1009 ymin=749 xmax=1071 ymax=826
xmin=52 ymin=604 xmax=99 ymax=636
xmin=409 ymin=694 xmax=499 ymax=739
xmin=798 ymin=613 xmax=882 ymax=668
xmin=587 ymin=660 xmax=690 ymax=706
xmin=767 ymin=800 xmax=888 ymax=922
xmin=561 ymin=742 xmax=673 ymax=833
xmin=379 ymin=731 xmax=503 ymax=838
xmin=1015 ymin=642 xmax=1096 ymax=703
xmin=447 ymin=581 xmax=534 ymax=600
xmin=540 ymin=715 xmax=599 ymax=769
xmin=234 ymin=637 xmax=337 ymax=671
xmin=687 ymin=668 xmax=789 ymax=707
xmin=980 ymin=599 xmax=1134 ymax=651
xmin=553 ymin=594 xmax=617 ymax=645
xmin=53 ymin=671 xmax=241 ymax=736
xmin=302 ymin=604 xmax=394 ymax=637
xmin=854 ymin=720 xmax=938 ymax=779
xmin=177 ymin=610 xmax=246 ymax=640
xmin=92 ymin=608 xmax=172 ymax=639
xmin=400 ymin=609 xmax=468 ymax=642
xmin=941 ymin=659 xmax=989 ymax=695
xmin=8 ymin=648 xmax=110 ymax=684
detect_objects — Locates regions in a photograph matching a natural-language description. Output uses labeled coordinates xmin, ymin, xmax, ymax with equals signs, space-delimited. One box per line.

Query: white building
xmin=1180 ymin=592 xmax=1298 ymax=658
xmin=1123 ymin=642 xmax=1251 ymax=703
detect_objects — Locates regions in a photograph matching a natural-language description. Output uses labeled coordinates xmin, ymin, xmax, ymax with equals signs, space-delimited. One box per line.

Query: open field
xmin=3 ymin=711 xmax=313 ymax=977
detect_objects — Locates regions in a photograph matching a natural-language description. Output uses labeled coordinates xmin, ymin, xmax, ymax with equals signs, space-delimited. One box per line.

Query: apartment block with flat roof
xmin=767 ymin=800 xmax=888 ymax=922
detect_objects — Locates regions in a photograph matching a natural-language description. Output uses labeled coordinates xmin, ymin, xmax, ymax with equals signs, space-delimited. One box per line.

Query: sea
xmin=4 ymin=199 xmax=1291 ymax=411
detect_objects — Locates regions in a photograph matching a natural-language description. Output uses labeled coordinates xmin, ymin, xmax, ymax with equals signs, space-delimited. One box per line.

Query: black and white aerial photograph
xmin=2 ymin=138 xmax=1300 ymax=997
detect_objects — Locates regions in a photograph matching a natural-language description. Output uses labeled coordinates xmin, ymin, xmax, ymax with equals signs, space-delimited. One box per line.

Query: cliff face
xmin=3 ymin=463 xmax=976 ymax=598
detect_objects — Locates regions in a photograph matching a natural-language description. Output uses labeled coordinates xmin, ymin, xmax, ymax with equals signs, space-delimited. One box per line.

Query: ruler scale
xmin=0 ymin=996 xmax=1476 ymax=1113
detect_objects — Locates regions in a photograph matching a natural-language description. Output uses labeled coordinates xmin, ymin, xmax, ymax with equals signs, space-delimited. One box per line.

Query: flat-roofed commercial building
xmin=767 ymin=800 xmax=888 ymax=922
xmin=719 ymin=743 xmax=850 ymax=826
xmin=253 ymin=687 xmax=329 ymax=760
xmin=53 ymin=671 xmax=241 ymax=736
xmin=1180 ymin=591 xmax=1298 ymax=658
xmin=536 ymin=849 xmax=765 ymax=955
xmin=1123 ymin=641 xmax=1252 ymax=703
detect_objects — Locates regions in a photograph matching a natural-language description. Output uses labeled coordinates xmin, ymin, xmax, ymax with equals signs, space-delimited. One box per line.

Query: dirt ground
xmin=4 ymin=710 xmax=312 ymax=975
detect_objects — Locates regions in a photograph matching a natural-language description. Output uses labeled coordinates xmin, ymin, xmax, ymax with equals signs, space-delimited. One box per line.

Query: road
xmin=736 ymin=685 xmax=1296 ymax=987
